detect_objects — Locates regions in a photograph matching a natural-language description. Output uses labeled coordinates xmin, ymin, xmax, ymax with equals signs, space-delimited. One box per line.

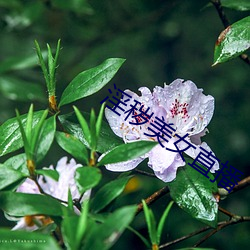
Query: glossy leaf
xmin=36 ymin=169 xmax=59 ymax=181
xmin=4 ymin=153 xmax=28 ymax=175
xmin=0 ymin=228 xmax=60 ymax=250
xmin=75 ymin=167 xmax=102 ymax=194
xmin=56 ymin=131 xmax=89 ymax=165
xmin=142 ymin=200 xmax=157 ymax=244
xmin=0 ymin=164 xmax=27 ymax=190
xmin=76 ymin=201 xmax=89 ymax=248
xmin=0 ymin=76 xmax=46 ymax=102
xmin=59 ymin=58 xmax=125 ymax=106
xmin=221 ymin=0 xmax=250 ymax=11
xmin=83 ymin=205 xmax=137 ymax=250
xmin=97 ymin=141 xmax=157 ymax=166
xmin=168 ymin=163 xmax=218 ymax=227
xmin=62 ymin=201 xmax=89 ymax=250
xmin=0 ymin=192 xmax=65 ymax=216
xmin=62 ymin=215 xmax=80 ymax=250
xmin=157 ymin=201 xmax=174 ymax=244
xmin=91 ymin=176 xmax=132 ymax=213
xmin=0 ymin=111 xmax=44 ymax=157
xmin=73 ymin=106 xmax=91 ymax=147
xmin=96 ymin=102 xmax=105 ymax=140
xmin=36 ymin=116 xmax=56 ymax=162
xmin=213 ymin=16 xmax=250 ymax=65
xmin=59 ymin=113 xmax=123 ymax=153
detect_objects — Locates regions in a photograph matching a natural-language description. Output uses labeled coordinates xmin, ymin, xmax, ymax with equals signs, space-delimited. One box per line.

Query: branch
xmin=218 ymin=176 xmax=250 ymax=198
xmin=211 ymin=0 xmax=250 ymax=66
xmin=159 ymin=224 xmax=212 ymax=249
xmin=136 ymin=186 xmax=169 ymax=215
xmin=134 ymin=169 xmax=156 ymax=178
xmin=193 ymin=216 xmax=250 ymax=247
xmin=232 ymin=175 xmax=250 ymax=193
xmin=159 ymin=216 xmax=250 ymax=249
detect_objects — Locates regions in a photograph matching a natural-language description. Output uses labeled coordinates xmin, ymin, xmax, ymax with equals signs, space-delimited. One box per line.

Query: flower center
xmin=170 ymin=99 xmax=190 ymax=122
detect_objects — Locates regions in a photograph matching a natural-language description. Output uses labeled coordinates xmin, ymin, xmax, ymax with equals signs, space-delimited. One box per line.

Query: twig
xmin=193 ymin=216 xmax=250 ymax=247
xmin=159 ymin=224 xmax=212 ymax=249
xmin=134 ymin=169 xmax=156 ymax=178
xmin=136 ymin=186 xmax=169 ymax=215
xmin=211 ymin=0 xmax=230 ymax=27
xmin=218 ymin=176 xmax=250 ymax=198
xmin=159 ymin=216 xmax=250 ymax=249
xmin=211 ymin=0 xmax=250 ymax=66
xmin=218 ymin=206 xmax=235 ymax=218
xmin=231 ymin=176 xmax=250 ymax=193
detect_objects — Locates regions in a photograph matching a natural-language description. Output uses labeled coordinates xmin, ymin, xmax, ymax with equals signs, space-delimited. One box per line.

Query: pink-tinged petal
xmin=148 ymin=144 xmax=185 ymax=182
xmin=39 ymin=157 xmax=82 ymax=201
xmin=185 ymin=142 xmax=220 ymax=173
xmin=155 ymin=79 xmax=214 ymax=135
xmin=190 ymin=128 xmax=208 ymax=145
xmin=105 ymin=156 xmax=146 ymax=172
xmin=16 ymin=178 xmax=40 ymax=194
xmin=104 ymin=79 xmax=216 ymax=181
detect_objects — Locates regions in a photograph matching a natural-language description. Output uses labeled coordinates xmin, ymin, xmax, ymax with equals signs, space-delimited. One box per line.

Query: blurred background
xmin=0 ymin=0 xmax=249 ymax=249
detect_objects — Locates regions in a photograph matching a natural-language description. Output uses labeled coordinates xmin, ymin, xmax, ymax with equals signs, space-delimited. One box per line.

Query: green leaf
xmin=221 ymin=0 xmax=250 ymax=11
xmin=0 ymin=228 xmax=60 ymax=250
xmin=91 ymin=176 xmax=132 ymax=213
xmin=59 ymin=112 xmax=123 ymax=153
xmin=56 ymin=131 xmax=89 ymax=165
xmin=75 ymin=167 xmax=102 ymax=194
xmin=0 ymin=76 xmax=46 ymax=102
xmin=4 ymin=154 xmax=28 ymax=175
xmin=213 ymin=16 xmax=250 ymax=65
xmin=168 ymin=163 xmax=218 ymax=227
xmin=97 ymin=141 xmax=157 ymax=166
xmin=0 ymin=192 xmax=65 ymax=216
xmin=36 ymin=169 xmax=59 ymax=181
xmin=30 ymin=109 xmax=49 ymax=158
xmin=142 ymin=200 xmax=157 ymax=244
xmin=76 ymin=201 xmax=89 ymax=248
xmin=157 ymin=201 xmax=174 ymax=244
xmin=62 ymin=201 xmax=89 ymax=250
xmin=62 ymin=215 xmax=80 ymax=250
xmin=73 ymin=106 xmax=91 ymax=147
xmin=35 ymin=40 xmax=50 ymax=90
xmin=89 ymin=109 xmax=97 ymax=150
xmin=0 ymin=164 xmax=27 ymax=190
xmin=0 ymin=111 xmax=44 ymax=157
xmin=96 ymin=102 xmax=105 ymax=140
xmin=83 ymin=205 xmax=137 ymax=250
xmin=59 ymin=58 xmax=125 ymax=106
xmin=36 ymin=116 xmax=56 ymax=162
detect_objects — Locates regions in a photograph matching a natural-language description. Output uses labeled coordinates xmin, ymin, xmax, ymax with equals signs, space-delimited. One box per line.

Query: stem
xmin=193 ymin=216 xmax=250 ymax=247
xmin=136 ymin=186 xmax=169 ymax=215
xmin=159 ymin=224 xmax=212 ymax=248
xmin=218 ymin=206 xmax=235 ymax=218
xmin=134 ymin=169 xmax=156 ymax=178
xmin=159 ymin=216 xmax=250 ymax=249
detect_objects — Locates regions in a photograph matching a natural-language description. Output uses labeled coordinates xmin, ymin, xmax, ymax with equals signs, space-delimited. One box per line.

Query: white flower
xmin=103 ymin=79 xmax=219 ymax=182
xmin=12 ymin=157 xmax=90 ymax=231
